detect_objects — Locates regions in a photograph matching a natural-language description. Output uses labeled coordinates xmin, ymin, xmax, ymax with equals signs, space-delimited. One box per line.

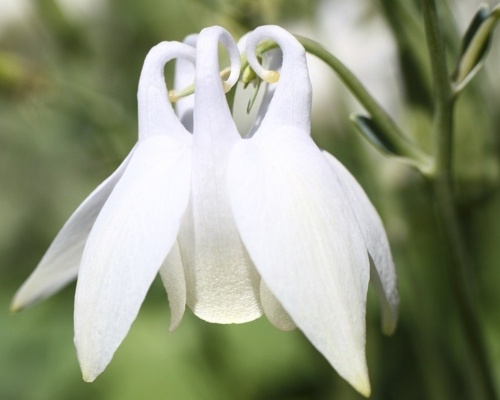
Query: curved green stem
xmin=295 ymin=35 xmax=432 ymax=171
xmin=421 ymin=0 xmax=498 ymax=398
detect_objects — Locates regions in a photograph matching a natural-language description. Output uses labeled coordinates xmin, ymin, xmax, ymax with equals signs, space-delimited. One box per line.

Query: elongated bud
xmin=452 ymin=4 xmax=500 ymax=92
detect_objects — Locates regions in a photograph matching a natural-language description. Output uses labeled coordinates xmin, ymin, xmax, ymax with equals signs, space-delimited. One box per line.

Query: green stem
xmin=421 ymin=0 xmax=497 ymax=398
xmin=295 ymin=35 xmax=431 ymax=170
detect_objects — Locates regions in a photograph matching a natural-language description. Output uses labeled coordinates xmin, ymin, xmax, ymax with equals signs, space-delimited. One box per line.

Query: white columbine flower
xmin=12 ymin=25 xmax=398 ymax=398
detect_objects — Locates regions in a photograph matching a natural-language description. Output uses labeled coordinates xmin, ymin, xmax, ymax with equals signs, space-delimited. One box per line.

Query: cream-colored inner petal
xmin=185 ymin=26 xmax=263 ymax=324
xmin=159 ymin=240 xmax=187 ymax=332
xmin=180 ymin=200 xmax=263 ymax=324
xmin=260 ymin=280 xmax=296 ymax=331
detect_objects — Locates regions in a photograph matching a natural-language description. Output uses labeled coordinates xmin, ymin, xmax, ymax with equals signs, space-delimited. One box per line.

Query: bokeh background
xmin=1 ymin=0 xmax=499 ymax=399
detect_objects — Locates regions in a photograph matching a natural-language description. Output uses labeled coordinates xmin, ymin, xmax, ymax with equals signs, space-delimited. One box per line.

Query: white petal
xmin=10 ymin=149 xmax=135 ymax=311
xmin=182 ymin=26 xmax=262 ymax=323
xmin=158 ymin=240 xmax=186 ymax=332
xmin=228 ymin=126 xmax=371 ymax=397
xmin=323 ymin=151 xmax=398 ymax=334
xmin=260 ymin=280 xmax=296 ymax=331
xmin=74 ymin=134 xmax=191 ymax=382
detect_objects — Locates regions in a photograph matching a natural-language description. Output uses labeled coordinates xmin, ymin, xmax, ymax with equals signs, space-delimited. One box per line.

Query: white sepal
xmin=323 ymin=151 xmax=398 ymax=334
xmin=10 ymin=150 xmax=135 ymax=311
xmin=74 ymin=134 xmax=191 ymax=382
xmin=228 ymin=127 xmax=371 ymax=397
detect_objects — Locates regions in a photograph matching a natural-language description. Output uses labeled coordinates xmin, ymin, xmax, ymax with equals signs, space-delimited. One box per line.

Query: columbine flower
xmin=12 ymin=25 xmax=398 ymax=397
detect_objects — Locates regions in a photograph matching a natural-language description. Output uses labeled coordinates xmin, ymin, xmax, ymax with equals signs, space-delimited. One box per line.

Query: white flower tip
xmin=76 ymin=338 xmax=117 ymax=384
xmin=10 ymin=283 xmax=37 ymax=312
xmin=341 ymin=352 xmax=371 ymax=397
xmin=82 ymin=371 xmax=97 ymax=383
xmin=10 ymin=288 xmax=36 ymax=312
xmin=78 ymin=351 xmax=104 ymax=383
xmin=167 ymin=316 xmax=183 ymax=332
xmin=9 ymin=299 xmax=23 ymax=313
xmin=369 ymin=262 xmax=399 ymax=336
xmin=382 ymin=314 xmax=398 ymax=336
xmin=354 ymin=375 xmax=372 ymax=398
xmin=75 ymin=335 xmax=108 ymax=383
xmin=78 ymin=354 xmax=101 ymax=383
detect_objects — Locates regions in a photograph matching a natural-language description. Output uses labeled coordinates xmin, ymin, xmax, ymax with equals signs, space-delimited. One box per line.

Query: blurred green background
xmin=1 ymin=0 xmax=499 ymax=399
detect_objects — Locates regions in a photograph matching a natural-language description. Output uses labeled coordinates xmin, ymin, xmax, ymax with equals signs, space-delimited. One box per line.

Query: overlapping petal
xmin=259 ymin=279 xmax=296 ymax=332
xmin=75 ymin=134 xmax=191 ymax=382
xmin=159 ymin=240 xmax=186 ymax=332
xmin=322 ymin=151 xmax=398 ymax=334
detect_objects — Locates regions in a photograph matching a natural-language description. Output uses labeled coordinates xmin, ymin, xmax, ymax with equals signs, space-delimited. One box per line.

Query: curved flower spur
xmin=11 ymin=25 xmax=398 ymax=398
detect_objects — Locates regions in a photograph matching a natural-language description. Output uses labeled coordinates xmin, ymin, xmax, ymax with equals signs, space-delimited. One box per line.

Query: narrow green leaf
xmin=350 ymin=114 xmax=400 ymax=157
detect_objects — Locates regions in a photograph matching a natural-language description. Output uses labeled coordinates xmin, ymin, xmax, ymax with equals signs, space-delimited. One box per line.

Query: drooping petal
xmin=230 ymin=25 xmax=371 ymax=396
xmin=74 ymin=39 xmax=194 ymax=380
xmin=323 ymin=151 xmax=398 ymax=334
xmin=183 ymin=26 xmax=262 ymax=323
xmin=158 ymin=240 xmax=186 ymax=332
xmin=228 ymin=127 xmax=371 ymax=397
xmin=10 ymin=149 xmax=135 ymax=311
xmin=74 ymin=133 xmax=191 ymax=382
